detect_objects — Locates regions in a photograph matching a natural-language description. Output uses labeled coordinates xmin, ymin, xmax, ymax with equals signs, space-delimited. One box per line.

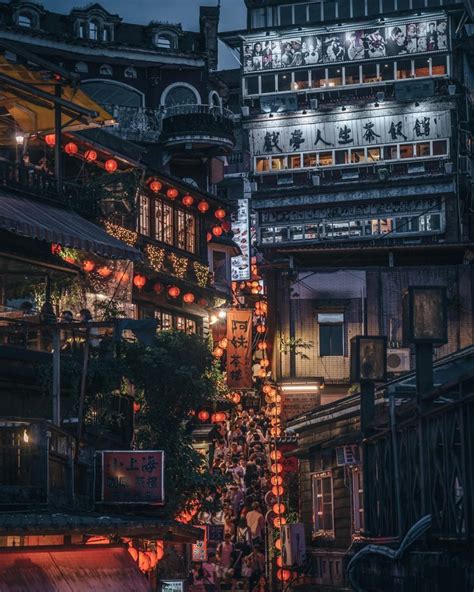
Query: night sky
xmin=43 ymin=0 xmax=246 ymax=69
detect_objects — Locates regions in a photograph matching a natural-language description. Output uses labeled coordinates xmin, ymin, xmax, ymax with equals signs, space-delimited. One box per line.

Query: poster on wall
xmin=231 ymin=199 xmax=251 ymax=281
xmin=226 ymin=310 xmax=253 ymax=389
xmin=243 ymin=17 xmax=448 ymax=72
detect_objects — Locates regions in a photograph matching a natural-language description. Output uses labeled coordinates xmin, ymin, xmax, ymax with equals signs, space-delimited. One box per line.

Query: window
xmin=124 ymin=66 xmax=137 ymax=79
xmin=351 ymin=148 xmax=365 ymax=164
xmin=186 ymin=213 xmax=196 ymax=253
xmin=304 ymin=153 xmax=317 ymax=168
xmin=289 ymin=155 xmax=301 ymax=169
xmin=380 ymin=61 xmax=394 ymax=81
xmin=338 ymin=0 xmax=351 ymax=18
xmin=156 ymin=34 xmax=175 ymax=49
xmin=367 ymin=0 xmax=380 ymax=13
xmin=280 ymin=5 xmax=293 ymax=26
xmin=295 ymin=4 xmax=307 ymax=24
xmin=274 ymin=226 xmax=288 ymax=242
xmin=311 ymin=68 xmax=326 ymax=88
xmin=81 ymin=81 xmax=143 ymax=107
xmin=294 ymin=70 xmax=309 ymax=91
xmin=75 ymin=62 xmax=88 ymax=74
xmin=309 ymin=2 xmax=322 ymax=21
xmin=163 ymin=84 xmax=199 ymax=107
xmin=272 ymin=156 xmax=287 ymax=171
xmin=155 ymin=201 xmax=174 ymax=245
xmin=324 ymin=0 xmax=337 ymax=19
xmin=102 ymin=26 xmax=111 ymax=42
xmin=397 ymin=60 xmax=413 ymax=79
xmin=367 ymin=147 xmax=381 ymax=162
xmin=313 ymin=472 xmax=334 ymax=533
xmin=213 ymin=251 xmax=228 ymax=283
xmin=327 ymin=67 xmax=343 ymax=86
xmin=384 ymin=145 xmax=398 ymax=160
xmin=256 ymin=158 xmax=270 ymax=173
xmin=400 ymin=144 xmax=414 ymax=158
xmin=139 ymin=194 xmax=150 ymax=235
xmin=261 ymin=74 xmax=276 ymax=94
xmin=245 ymin=76 xmax=259 ymax=95
xmin=176 ymin=316 xmax=186 ymax=331
xmin=335 ymin=149 xmax=349 ymax=165
xmin=78 ymin=22 xmax=86 ymax=38
xmin=261 ymin=227 xmax=274 ymax=244
xmin=345 ymin=65 xmax=360 ymax=85
xmin=278 ymin=73 xmax=291 ymax=92
xmin=290 ymin=225 xmax=304 ymax=240
xmin=415 ymin=58 xmax=430 ymax=78
xmin=352 ymin=467 xmax=364 ymax=532
xmin=431 ymin=56 xmax=447 ymax=76
xmin=18 ymin=13 xmax=32 ymax=27
xmin=89 ymin=20 xmax=99 ymax=41
xmin=251 ymin=8 xmax=266 ymax=28
xmin=362 ymin=63 xmax=378 ymax=83
xmin=433 ymin=140 xmax=447 ymax=155
xmin=319 ymin=152 xmax=333 ymax=166
xmin=318 ymin=313 xmax=344 ymax=356
xmin=186 ymin=319 xmax=197 ymax=334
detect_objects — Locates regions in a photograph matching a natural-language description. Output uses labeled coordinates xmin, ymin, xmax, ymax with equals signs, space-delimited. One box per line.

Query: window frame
xmin=312 ymin=471 xmax=335 ymax=535
xmin=352 ymin=465 xmax=365 ymax=533
xmin=318 ymin=313 xmax=344 ymax=357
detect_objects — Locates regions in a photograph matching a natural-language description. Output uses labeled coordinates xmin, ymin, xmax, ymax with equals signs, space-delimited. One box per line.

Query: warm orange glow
xmin=105 ymin=158 xmax=118 ymax=173
xmin=219 ymin=338 xmax=228 ymax=349
xmin=276 ymin=556 xmax=283 ymax=568
xmin=212 ymin=225 xmax=223 ymax=237
xmin=270 ymin=427 xmax=282 ymax=438
xmin=128 ymin=547 xmax=139 ymax=562
xmin=277 ymin=569 xmax=291 ymax=582
xmin=82 ymin=260 xmax=95 ymax=273
xmin=198 ymin=410 xmax=210 ymax=422
xmin=133 ymin=274 xmax=146 ymax=289
xmin=275 ymin=538 xmax=282 ymax=551
xmin=45 ymin=133 xmax=56 ymax=147
xmin=215 ymin=208 xmax=226 ymax=220
xmin=150 ymin=180 xmax=163 ymax=193
xmin=183 ymin=292 xmax=195 ymax=304
xmin=270 ymin=450 xmax=282 ymax=461
xmin=167 ymin=188 xmax=179 ymax=199
xmin=273 ymin=503 xmax=286 ymax=515
xmin=168 ymin=286 xmax=180 ymax=298
xmin=271 ymin=475 xmax=283 ymax=486
xmin=182 ymin=194 xmax=194 ymax=207
xmin=213 ymin=347 xmax=224 ymax=358
xmin=258 ymin=342 xmax=268 ymax=350
xmin=64 ymin=142 xmax=78 ymax=155
xmin=97 ymin=266 xmax=112 ymax=278
xmin=84 ymin=149 xmax=97 ymax=162
xmin=260 ymin=359 xmax=270 ymax=368
xmin=262 ymin=385 xmax=272 ymax=394
xmin=273 ymin=516 xmax=287 ymax=528
xmin=153 ymin=282 xmax=164 ymax=294
xmin=272 ymin=485 xmax=284 ymax=496
xmin=198 ymin=200 xmax=209 ymax=213
xmin=271 ymin=463 xmax=283 ymax=474
xmin=256 ymin=325 xmax=265 ymax=334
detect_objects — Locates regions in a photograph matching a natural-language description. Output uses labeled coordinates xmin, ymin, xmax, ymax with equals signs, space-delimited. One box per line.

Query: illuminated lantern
xmin=182 ymin=194 xmax=194 ymax=207
xmin=183 ymin=292 xmax=195 ymax=304
xmin=133 ymin=274 xmax=146 ymax=289
xmin=51 ymin=244 xmax=62 ymax=255
xmin=146 ymin=551 xmax=158 ymax=569
xmin=167 ymin=188 xmax=179 ymax=199
xmin=251 ymin=288 xmax=259 ymax=294
xmin=198 ymin=410 xmax=210 ymax=422
xmin=270 ymin=406 xmax=282 ymax=417
xmin=45 ymin=134 xmax=55 ymax=147
xmin=218 ymin=338 xmax=228 ymax=349
xmin=262 ymin=385 xmax=272 ymax=394
xmin=213 ymin=347 xmax=224 ymax=358
xmin=150 ymin=179 xmax=162 ymax=193
xmin=271 ymin=463 xmax=283 ymax=474
xmin=273 ymin=516 xmax=287 ymax=528
xmin=168 ymin=286 xmax=180 ymax=298
xmin=105 ymin=158 xmax=118 ymax=173
xmin=97 ymin=266 xmax=112 ymax=278
xmin=206 ymin=232 xmax=213 ymax=242
xmin=260 ymin=359 xmax=270 ymax=368
xmin=82 ymin=260 xmax=95 ymax=273
xmin=271 ymin=427 xmax=282 ymax=438
xmin=64 ymin=142 xmax=78 ymax=156
xmin=276 ymin=556 xmax=284 ymax=568
xmin=273 ymin=503 xmax=286 ymax=515
xmin=138 ymin=551 xmax=151 ymax=572
xmin=277 ymin=569 xmax=291 ymax=582
xmin=216 ymin=412 xmax=227 ymax=422
xmin=270 ymin=450 xmax=282 ymax=462
xmin=257 ymin=301 xmax=268 ymax=313
xmin=272 ymin=485 xmax=284 ymax=496
xmin=128 ymin=547 xmax=139 ymax=562
xmin=212 ymin=225 xmax=223 ymax=237
xmin=258 ymin=368 xmax=267 ymax=378
xmin=256 ymin=324 xmax=266 ymax=334
xmin=84 ymin=149 xmax=97 ymax=162
xmin=231 ymin=392 xmax=241 ymax=404
xmin=64 ymin=256 xmax=76 ymax=265
xmin=222 ymin=221 xmax=232 ymax=233
xmin=270 ymin=418 xmax=280 ymax=427
xmin=214 ymin=208 xmax=226 ymax=220
xmin=198 ymin=298 xmax=208 ymax=307
xmin=271 ymin=475 xmax=283 ymax=487
xmin=133 ymin=402 xmax=141 ymax=413
xmin=153 ymin=282 xmax=164 ymax=294
xmin=198 ymin=200 xmax=209 ymax=213
xmin=275 ymin=539 xmax=283 ymax=551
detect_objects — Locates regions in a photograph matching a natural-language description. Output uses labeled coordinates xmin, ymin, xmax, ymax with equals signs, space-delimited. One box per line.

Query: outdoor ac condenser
xmin=387 ymin=348 xmax=411 ymax=373
xmin=281 ymin=523 xmax=306 ymax=567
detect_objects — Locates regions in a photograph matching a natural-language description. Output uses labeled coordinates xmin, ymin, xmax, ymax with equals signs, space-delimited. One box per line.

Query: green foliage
xmin=279 ymin=335 xmax=314 ymax=360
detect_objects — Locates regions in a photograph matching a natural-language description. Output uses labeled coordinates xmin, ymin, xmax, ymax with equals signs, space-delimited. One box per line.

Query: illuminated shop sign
xmin=249 ymin=110 xmax=450 ymax=155
xmin=243 ymin=17 xmax=448 ymax=73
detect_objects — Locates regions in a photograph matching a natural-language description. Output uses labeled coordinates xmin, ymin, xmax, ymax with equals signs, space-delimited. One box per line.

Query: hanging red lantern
xmin=256 ymin=324 xmax=266 ymax=334
xmin=212 ymin=225 xmax=223 ymax=237
xmin=82 ymin=260 xmax=95 ymax=273
xmin=198 ymin=298 xmax=208 ymax=307
xmin=64 ymin=256 xmax=76 ymax=265
xmin=215 ymin=412 xmax=227 ymax=422
xmin=138 ymin=551 xmax=151 ymax=572
xmin=206 ymin=232 xmax=213 ymax=242
xmin=271 ymin=475 xmax=283 ymax=487
xmin=221 ymin=221 xmax=232 ymax=233
xmin=97 ymin=266 xmax=112 ymax=278
xmin=258 ymin=368 xmax=267 ymax=378
xmin=198 ymin=200 xmax=209 ymax=213
xmin=270 ymin=450 xmax=282 ymax=462
xmin=168 ymin=286 xmax=180 ymax=298
xmin=272 ymin=485 xmax=284 ymax=497
xmin=182 ymin=194 xmax=194 ymax=207
xmin=133 ymin=402 xmax=141 ymax=413
xmin=149 ymin=179 xmax=162 ymax=193
xmin=133 ymin=274 xmax=146 ymax=289
xmin=84 ymin=149 xmax=97 ymax=162
xmin=167 ymin=188 xmax=179 ymax=199
xmin=231 ymin=392 xmax=241 ymax=404
xmin=258 ymin=342 xmax=268 ymax=350
xmin=146 ymin=550 xmax=158 ymax=570
xmin=214 ymin=208 xmax=226 ymax=220
xmin=198 ymin=410 xmax=210 ymax=422
xmin=153 ymin=282 xmax=164 ymax=294
xmin=276 ymin=556 xmax=284 ymax=568
xmin=105 ymin=158 xmax=118 ymax=173
xmin=271 ymin=427 xmax=282 ymax=438
xmin=273 ymin=503 xmax=286 ymax=515
xmin=44 ymin=134 xmax=55 ymax=147
xmin=156 ymin=545 xmax=165 ymax=561
xmin=260 ymin=358 xmax=270 ymax=368
xmin=64 ymin=142 xmax=78 ymax=155
xmin=271 ymin=463 xmax=283 ymax=474
xmin=275 ymin=539 xmax=283 ymax=551
xmin=114 ymin=271 xmax=130 ymax=283
xmin=277 ymin=569 xmax=291 ymax=582
xmin=183 ymin=292 xmax=195 ymax=304
xmin=51 ymin=243 xmax=62 ymax=255
xmin=262 ymin=385 xmax=272 ymax=394
xmin=273 ymin=516 xmax=287 ymax=528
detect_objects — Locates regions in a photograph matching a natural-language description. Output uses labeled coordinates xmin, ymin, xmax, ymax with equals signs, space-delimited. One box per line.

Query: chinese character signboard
xmin=191 ymin=526 xmax=208 ymax=562
xmin=226 ymin=310 xmax=253 ymax=389
xmin=231 ymin=200 xmax=251 ymax=282
xmin=243 ymin=17 xmax=448 ymax=72
xmin=101 ymin=451 xmax=165 ymax=504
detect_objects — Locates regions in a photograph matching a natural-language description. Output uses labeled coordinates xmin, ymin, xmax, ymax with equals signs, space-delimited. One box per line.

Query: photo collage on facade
xmin=243 ymin=18 xmax=448 ymax=72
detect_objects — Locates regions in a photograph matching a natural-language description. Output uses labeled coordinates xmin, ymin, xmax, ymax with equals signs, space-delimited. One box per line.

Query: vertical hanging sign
xmin=226 ymin=309 xmax=253 ymax=389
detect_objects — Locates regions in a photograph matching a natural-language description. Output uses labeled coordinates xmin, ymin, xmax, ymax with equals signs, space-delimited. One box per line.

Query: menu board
xmin=243 ymin=17 xmax=448 ymax=72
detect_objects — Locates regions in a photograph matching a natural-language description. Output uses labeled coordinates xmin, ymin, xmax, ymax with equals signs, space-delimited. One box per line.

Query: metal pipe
xmin=389 ymin=392 xmax=403 ymax=537
xmin=52 ymin=328 xmax=61 ymax=426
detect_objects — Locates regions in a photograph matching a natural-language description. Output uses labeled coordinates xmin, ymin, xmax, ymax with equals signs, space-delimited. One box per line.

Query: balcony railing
xmin=104 ymin=104 xmax=163 ymax=143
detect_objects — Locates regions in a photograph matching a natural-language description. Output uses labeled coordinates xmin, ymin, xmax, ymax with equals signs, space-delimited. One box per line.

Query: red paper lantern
xmin=277 ymin=569 xmax=291 ymax=582
xmin=273 ymin=503 xmax=286 ymax=515
xmin=213 ymin=347 xmax=224 ymax=358
xmin=275 ymin=539 xmax=283 ymax=551
xmin=84 ymin=149 xmax=97 ymax=162
xmin=198 ymin=298 xmax=208 ymax=307
xmin=153 ymin=282 xmax=164 ymax=294
xmin=271 ymin=427 xmax=282 ymax=438
xmin=150 ymin=179 xmax=162 ymax=193
xmin=64 ymin=256 xmax=76 ymax=265
xmin=258 ymin=341 xmax=268 ymax=350
xmin=260 ymin=358 xmax=270 ymax=368
xmin=64 ymin=142 xmax=78 ymax=155
xmin=198 ymin=410 xmax=210 ymax=422
xmin=221 ymin=221 xmax=232 ymax=232
xmin=182 ymin=194 xmax=194 ymax=207
xmin=214 ymin=208 xmax=226 ymax=220
xmin=206 ymin=232 xmax=212 ymax=242
xmin=97 ymin=266 xmax=112 ymax=278
xmin=44 ymin=134 xmax=55 ymax=147
xmin=198 ymin=201 xmax=209 ymax=213
xmin=273 ymin=516 xmax=287 ymax=528
xmin=133 ymin=274 xmax=146 ymax=289
xmin=167 ymin=188 xmax=179 ymax=200
xmin=156 ymin=546 xmax=164 ymax=561
xmin=272 ymin=485 xmax=284 ymax=497
xmin=276 ymin=556 xmax=284 ymax=568
xmin=271 ymin=463 xmax=283 ymax=474
xmin=51 ymin=244 xmax=62 ymax=255
xmin=133 ymin=402 xmax=141 ymax=413
xmin=271 ymin=476 xmax=283 ymax=486
xmin=105 ymin=158 xmax=118 ymax=173
xmin=212 ymin=226 xmax=223 ymax=237
xmin=138 ymin=551 xmax=151 ymax=572
xmin=256 ymin=324 xmax=266 ymax=334
xmin=114 ymin=271 xmax=130 ymax=283
xmin=270 ymin=450 xmax=282 ymax=462
xmin=82 ymin=260 xmax=95 ymax=273
xmin=168 ymin=286 xmax=180 ymax=298
xmin=183 ymin=292 xmax=195 ymax=304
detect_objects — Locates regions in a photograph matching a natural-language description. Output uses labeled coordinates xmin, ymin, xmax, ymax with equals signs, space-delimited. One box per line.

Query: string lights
xmin=193 ymin=262 xmax=211 ymax=288
xmin=168 ymin=253 xmax=189 ymax=279
xmin=144 ymin=244 xmax=166 ymax=272
xmin=104 ymin=221 xmax=138 ymax=246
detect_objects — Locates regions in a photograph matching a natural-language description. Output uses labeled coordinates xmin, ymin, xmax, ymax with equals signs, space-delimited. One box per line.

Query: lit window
xmin=318 ymin=152 xmax=333 ymax=166
xmin=212 ymin=251 xmax=227 ymax=283
xmin=156 ymin=34 xmax=176 ymax=49
xmin=400 ymin=144 xmax=414 ymax=159
xmin=289 ymin=155 xmax=301 ymax=169
xmin=18 ymin=13 xmax=32 ymax=28
xmin=89 ymin=20 xmax=99 ymax=41
xmin=256 ymin=158 xmax=270 ymax=173
xmin=176 ymin=316 xmax=186 ymax=331
xmin=431 ymin=56 xmax=447 ymax=76
xmin=313 ymin=472 xmax=334 ymax=533
xmin=351 ymin=149 xmax=365 ymax=164
xmin=432 ymin=140 xmax=448 ymax=156
xmin=304 ymin=153 xmax=317 ymax=168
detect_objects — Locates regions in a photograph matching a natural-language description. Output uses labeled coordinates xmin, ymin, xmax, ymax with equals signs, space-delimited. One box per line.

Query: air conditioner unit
xmin=312 ymin=174 xmax=321 ymax=186
xmin=336 ymin=445 xmax=360 ymax=466
xmin=376 ymin=91 xmax=385 ymax=102
xmin=387 ymin=348 xmax=411 ymax=373
xmin=241 ymin=105 xmax=250 ymax=117
xmin=459 ymin=155 xmax=472 ymax=177
xmin=377 ymin=167 xmax=389 ymax=181
xmin=448 ymin=84 xmax=456 ymax=96
xmin=281 ymin=524 xmax=306 ymax=567
xmin=310 ymin=98 xmax=318 ymax=110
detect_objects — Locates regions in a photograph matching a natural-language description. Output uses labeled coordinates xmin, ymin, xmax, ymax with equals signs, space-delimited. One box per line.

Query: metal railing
xmin=104 ymin=104 xmax=163 ymax=142
xmin=162 ymin=103 xmax=234 ymax=120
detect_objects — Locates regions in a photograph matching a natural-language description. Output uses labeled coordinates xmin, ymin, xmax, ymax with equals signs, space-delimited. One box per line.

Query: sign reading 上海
xmin=231 ymin=199 xmax=251 ymax=281
xmin=243 ymin=17 xmax=448 ymax=72
xmin=250 ymin=110 xmax=451 ymax=156
xmin=226 ymin=310 xmax=253 ymax=389
xmin=101 ymin=450 xmax=165 ymax=504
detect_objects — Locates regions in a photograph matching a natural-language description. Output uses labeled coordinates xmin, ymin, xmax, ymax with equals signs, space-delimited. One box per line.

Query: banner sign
xmin=191 ymin=526 xmax=208 ymax=562
xmin=231 ymin=200 xmax=251 ymax=282
xmin=244 ymin=17 xmax=448 ymax=72
xmin=101 ymin=450 xmax=165 ymax=504
xmin=226 ymin=310 xmax=253 ymax=389
xmin=250 ymin=110 xmax=450 ymax=155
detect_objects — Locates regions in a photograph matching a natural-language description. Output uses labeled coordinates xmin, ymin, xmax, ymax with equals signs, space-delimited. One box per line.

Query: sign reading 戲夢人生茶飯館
xmin=101 ymin=450 xmax=164 ymax=504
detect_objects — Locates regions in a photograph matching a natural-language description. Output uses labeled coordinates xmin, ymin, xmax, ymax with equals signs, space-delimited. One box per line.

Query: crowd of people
xmin=189 ymin=407 xmax=275 ymax=592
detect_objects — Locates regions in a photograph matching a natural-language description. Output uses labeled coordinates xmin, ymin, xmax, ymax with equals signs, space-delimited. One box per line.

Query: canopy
xmin=0 ymin=546 xmax=151 ymax=592
xmin=0 ymin=188 xmax=142 ymax=261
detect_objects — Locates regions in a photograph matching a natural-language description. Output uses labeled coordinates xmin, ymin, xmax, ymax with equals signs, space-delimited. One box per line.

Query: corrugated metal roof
xmin=0 ymin=189 xmax=141 ymax=261
xmin=0 ymin=546 xmax=151 ymax=591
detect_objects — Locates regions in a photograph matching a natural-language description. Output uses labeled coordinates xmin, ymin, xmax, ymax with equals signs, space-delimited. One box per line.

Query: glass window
xmin=139 ymin=194 xmax=150 ymax=236
xmin=362 ymin=63 xmax=379 ymax=83
xmin=163 ymin=203 xmax=174 ymax=244
xmin=313 ymin=473 xmax=334 ymax=532
xmin=431 ymin=56 xmax=447 ymax=76
xmin=327 ymin=66 xmax=343 ymax=87
xmin=311 ymin=68 xmax=326 ymax=88
xmin=176 ymin=316 xmax=186 ymax=331
xmin=245 ymin=76 xmax=259 ymax=95
xmin=415 ymin=58 xmax=430 ymax=78
xmin=382 ymin=0 xmax=395 ymax=9
xmin=251 ymin=8 xmax=266 ymax=28
xmin=164 ymin=85 xmax=198 ymax=107
xmin=379 ymin=218 xmax=393 ymax=234
xmin=213 ymin=251 xmax=227 ymax=283
xmin=351 ymin=149 xmax=365 ymax=164
xmin=338 ymin=0 xmax=351 ymax=18
xmin=384 ymin=145 xmax=397 ymax=160
xmin=89 ymin=20 xmax=99 ymax=41
xmin=271 ymin=156 xmax=287 ymax=171
xmin=305 ymin=224 xmax=320 ymax=239
xmin=427 ymin=0 xmax=441 ymax=5
xmin=412 ymin=0 xmax=424 ymax=8
xmin=324 ymin=0 xmax=337 ymax=20
xmin=352 ymin=467 xmax=365 ymax=533
xmin=261 ymin=74 xmax=276 ymax=94
xmin=335 ymin=150 xmax=349 ymax=165
xmin=319 ymin=152 xmax=333 ymax=166
xmin=397 ymin=60 xmax=413 ymax=79
xmin=278 ymin=72 xmax=292 ymax=92
xmin=295 ymin=4 xmax=307 ymax=24
xmin=280 ymin=5 xmax=293 ymax=26
xmin=256 ymin=157 xmax=270 ymax=172
xmin=186 ymin=319 xmax=197 ymax=334
xmin=422 ymin=214 xmax=441 ymax=231
xmin=398 ymin=0 xmax=409 ymax=8
xmin=304 ymin=153 xmax=317 ymax=167
xmin=345 ymin=65 xmax=360 ymax=85
xmin=274 ymin=227 xmax=288 ymax=242
xmin=261 ymin=227 xmax=274 ymax=244
xmin=289 ymin=155 xmax=302 ymax=168
xmin=294 ymin=70 xmax=309 ymax=91
xmin=400 ymin=144 xmax=414 ymax=158
xmin=415 ymin=143 xmax=430 ymax=157
xmin=290 ymin=225 xmax=304 ymax=240
xmin=18 ymin=13 xmax=32 ymax=27
xmin=432 ymin=140 xmax=448 ymax=155
xmin=320 ymin=323 xmax=343 ymax=356
xmin=395 ymin=217 xmax=409 ymax=233
xmin=380 ymin=61 xmax=394 ymax=81
xmin=309 ymin=2 xmax=322 ymax=21
xmin=367 ymin=0 xmax=380 ymax=13
xmin=367 ymin=147 xmax=381 ymax=162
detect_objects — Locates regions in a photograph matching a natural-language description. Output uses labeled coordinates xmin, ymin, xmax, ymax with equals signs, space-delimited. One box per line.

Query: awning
xmin=0 ymin=188 xmax=142 ymax=261
xmin=0 ymin=546 xmax=151 ymax=592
